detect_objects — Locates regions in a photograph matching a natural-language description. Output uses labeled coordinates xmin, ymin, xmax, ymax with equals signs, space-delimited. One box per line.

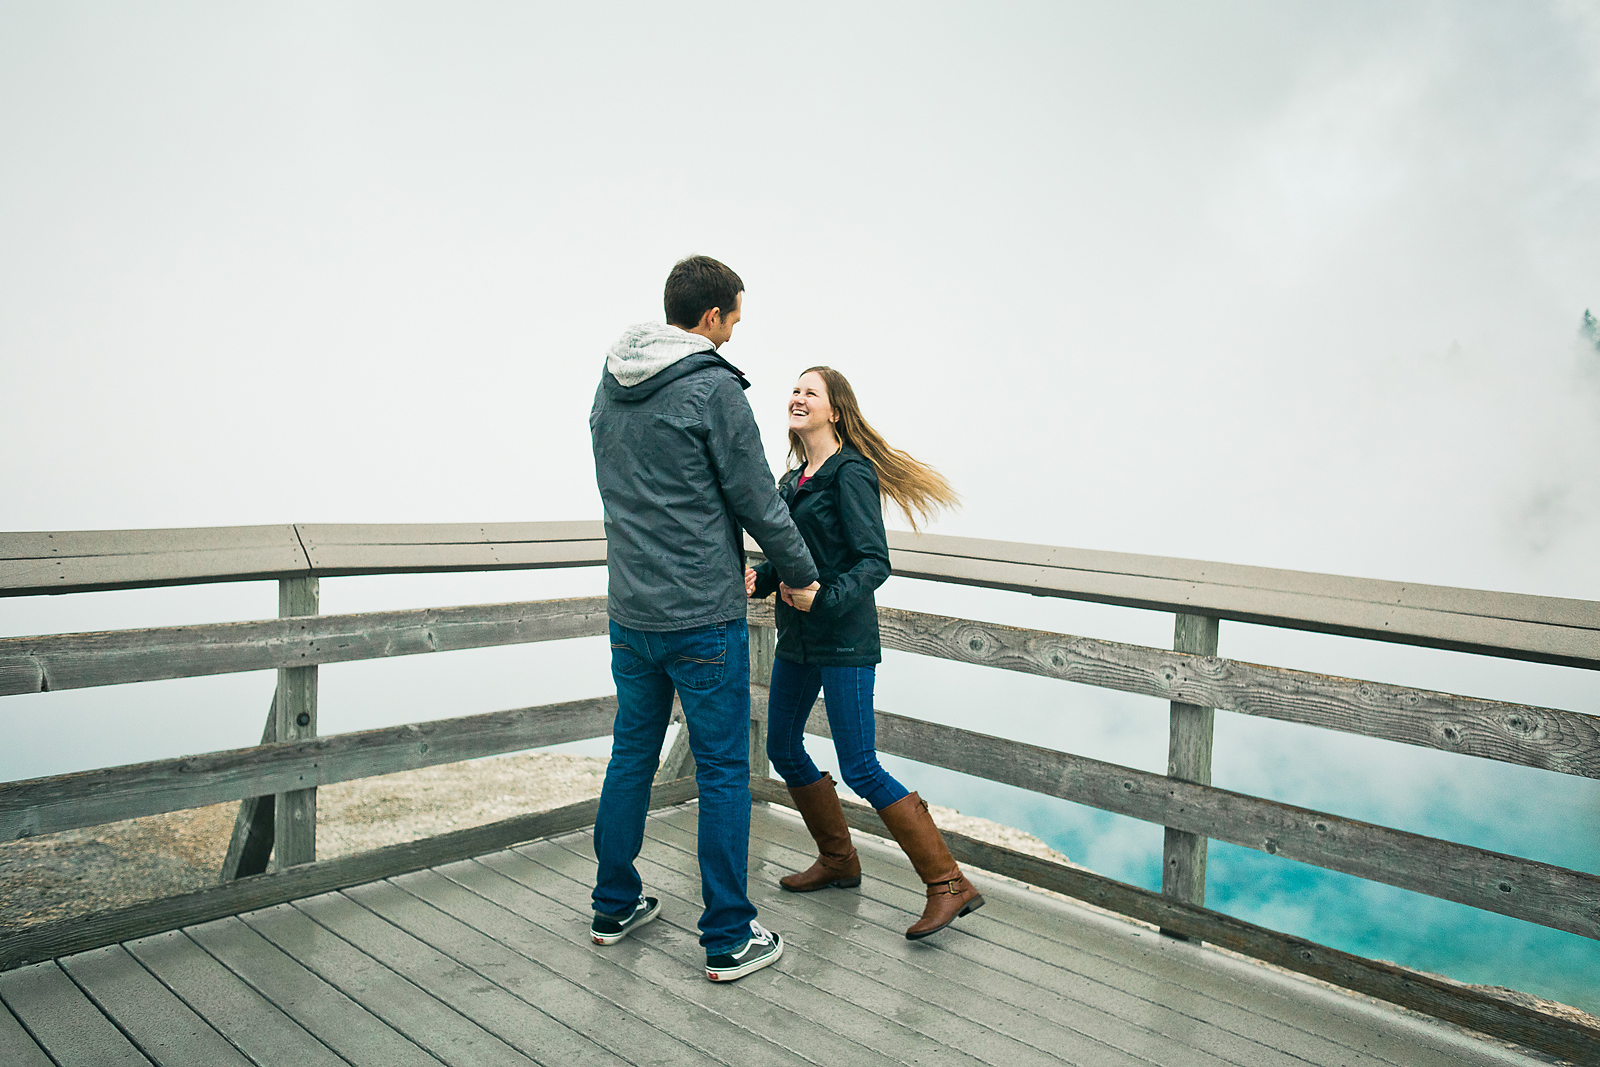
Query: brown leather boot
xmin=780 ymin=772 xmax=862 ymax=892
xmin=876 ymin=792 xmax=984 ymax=939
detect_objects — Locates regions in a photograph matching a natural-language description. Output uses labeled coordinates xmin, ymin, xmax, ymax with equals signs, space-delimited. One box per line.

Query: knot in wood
xmin=1497 ymin=881 xmax=1513 ymax=894
xmin=1263 ymin=838 xmax=1279 ymax=855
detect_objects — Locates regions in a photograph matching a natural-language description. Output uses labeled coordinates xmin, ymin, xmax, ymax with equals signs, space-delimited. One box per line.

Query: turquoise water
xmin=839 ymin=751 xmax=1600 ymax=1015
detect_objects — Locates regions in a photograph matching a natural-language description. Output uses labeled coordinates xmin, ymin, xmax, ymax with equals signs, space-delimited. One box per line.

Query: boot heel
xmin=958 ymin=895 xmax=985 ymax=917
xmin=831 ymin=876 xmax=862 ymax=889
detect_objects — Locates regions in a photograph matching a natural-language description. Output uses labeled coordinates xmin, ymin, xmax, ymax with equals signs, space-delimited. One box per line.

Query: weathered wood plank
xmin=1 ymin=695 xmax=622 ymax=839
xmin=185 ymin=916 xmax=441 ymax=1067
xmin=61 ymin=944 xmax=256 ymax=1066
xmin=220 ymin=694 xmax=278 ymax=881
xmin=748 ymin=623 xmax=775 ymax=778
xmin=123 ymin=929 xmax=349 ymax=1067
xmin=747 ymin=699 xmax=1600 ymax=939
xmin=274 ymin=577 xmax=319 ymax=870
xmin=298 ymin=521 xmax=606 ymax=576
xmin=0 ymin=777 xmax=699 ymax=971
xmin=749 ymin=777 xmax=1600 ymax=1066
xmin=240 ymin=902 xmax=537 ymax=1067
xmin=0 ymin=994 xmax=53 ymax=1067
xmin=839 ymin=602 xmax=1600 ymax=778
xmin=886 ymin=545 xmax=1600 ymax=669
xmin=0 ymin=961 xmax=148 ymax=1065
xmin=887 ymin=530 xmax=1600 ymax=630
xmin=0 ymin=595 xmax=610 ymax=695
xmin=1163 ymin=612 xmax=1219 ymax=917
xmin=0 ymin=525 xmax=311 ymax=597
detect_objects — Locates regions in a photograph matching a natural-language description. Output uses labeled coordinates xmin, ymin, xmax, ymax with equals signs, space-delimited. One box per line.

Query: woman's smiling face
xmin=788 ymin=371 xmax=837 ymax=435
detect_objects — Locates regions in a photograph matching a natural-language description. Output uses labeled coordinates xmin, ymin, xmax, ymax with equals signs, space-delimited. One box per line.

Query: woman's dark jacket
xmin=752 ymin=447 xmax=891 ymax=666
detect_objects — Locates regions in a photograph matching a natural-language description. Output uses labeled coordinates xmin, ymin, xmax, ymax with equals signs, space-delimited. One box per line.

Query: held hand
xmin=781 ymin=581 xmax=821 ymax=613
xmin=744 ymin=567 xmax=757 ymax=597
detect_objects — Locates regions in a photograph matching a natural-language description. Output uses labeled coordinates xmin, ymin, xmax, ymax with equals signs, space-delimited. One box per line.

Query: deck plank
xmin=730 ymin=802 xmax=1543 ymax=1067
xmin=291 ymin=890 xmax=627 ymax=1066
xmin=394 ymin=863 xmax=820 ymax=1067
xmin=240 ymin=899 xmax=536 ymax=1066
xmin=466 ymin=837 xmax=916 ymax=1067
xmin=506 ymin=831 xmax=1007 ymax=1067
xmin=185 ymin=915 xmax=439 ymax=1067
xmin=59 ymin=943 xmax=252 ymax=1066
xmin=0 ymin=960 xmax=150 ymax=1066
xmin=563 ymin=828 xmax=1165 ymax=1067
xmin=123 ymin=929 xmax=346 ymax=1067
xmin=611 ymin=827 xmax=1210 ymax=1067
xmin=0 ymin=992 xmax=57 ymax=1067
xmin=343 ymin=875 xmax=713 ymax=1066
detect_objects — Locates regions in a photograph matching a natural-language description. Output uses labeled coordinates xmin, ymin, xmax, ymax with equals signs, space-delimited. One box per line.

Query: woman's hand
xmin=744 ymin=567 xmax=758 ymax=597
xmin=780 ymin=581 xmax=821 ymax=612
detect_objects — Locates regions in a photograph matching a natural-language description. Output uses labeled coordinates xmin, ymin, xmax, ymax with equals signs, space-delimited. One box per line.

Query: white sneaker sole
xmin=591 ymin=900 xmax=660 ymax=945
xmin=705 ymin=936 xmax=783 ymax=982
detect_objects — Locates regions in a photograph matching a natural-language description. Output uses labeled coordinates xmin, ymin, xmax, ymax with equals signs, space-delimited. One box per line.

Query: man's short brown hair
xmin=664 ymin=255 xmax=744 ymax=328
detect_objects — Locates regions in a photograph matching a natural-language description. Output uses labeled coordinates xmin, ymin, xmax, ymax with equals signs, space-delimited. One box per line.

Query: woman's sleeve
xmin=751 ymin=559 xmax=780 ymax=599
xmin=812 ymin=463 xmax=891 ymax=618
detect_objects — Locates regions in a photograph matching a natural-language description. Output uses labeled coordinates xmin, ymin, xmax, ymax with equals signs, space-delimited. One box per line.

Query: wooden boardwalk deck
xmin=0 ymin=800 xmax=1550 ymax=1067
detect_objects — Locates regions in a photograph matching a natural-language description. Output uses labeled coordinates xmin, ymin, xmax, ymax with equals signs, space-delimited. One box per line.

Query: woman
xmin=746 ymin=366 xmax=983 ymax=939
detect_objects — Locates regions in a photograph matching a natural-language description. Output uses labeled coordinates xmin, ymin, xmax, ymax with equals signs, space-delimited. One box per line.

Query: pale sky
xmin=2 ymin=0 xmax=1599 ymax=1003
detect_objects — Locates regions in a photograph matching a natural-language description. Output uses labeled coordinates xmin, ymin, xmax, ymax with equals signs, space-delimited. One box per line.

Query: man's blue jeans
xmin=765 ymin=658 xmax=910 ymax=811
xmin=593 ymin=619 xmax=756 ymax=954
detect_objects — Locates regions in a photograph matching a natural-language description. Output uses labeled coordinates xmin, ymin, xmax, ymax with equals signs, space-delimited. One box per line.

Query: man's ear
xmin=699 ymin=306 xmax=723 ymax=330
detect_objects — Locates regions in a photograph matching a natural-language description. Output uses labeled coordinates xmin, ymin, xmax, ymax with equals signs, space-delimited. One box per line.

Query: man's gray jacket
xmin=591 ymin=322 xmax=818 ymax=632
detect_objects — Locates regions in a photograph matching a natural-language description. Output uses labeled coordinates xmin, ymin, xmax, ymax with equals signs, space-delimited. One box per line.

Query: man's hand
xmin=780 ymin=581 xmax=821 ymax=612
xmin=744 ymin=567 xmax=758 ymax=597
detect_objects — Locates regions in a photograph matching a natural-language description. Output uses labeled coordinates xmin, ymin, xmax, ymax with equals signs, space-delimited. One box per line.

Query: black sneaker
xmin=591 ymin=896 xmax=660 ymax=945
xmin=705 ymin=921 xmax=783 ymax=982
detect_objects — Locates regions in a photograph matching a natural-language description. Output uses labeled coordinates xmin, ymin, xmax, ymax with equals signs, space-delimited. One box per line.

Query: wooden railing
xmin=2 ymin=521 xmax=1598 ymax=1060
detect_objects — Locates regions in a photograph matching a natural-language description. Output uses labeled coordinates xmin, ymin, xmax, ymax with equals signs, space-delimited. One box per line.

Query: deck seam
xmin=693 ymin=802 xmax=1451 ymax=1067
xmin=647 ymin=808 xmax=1320 ymax=1067
xmin=245 ymin=902 xmax=530 ymax=1065
xmin=466 ymin=849 xmax=930 ymax=1067
xmin=0 ymin=995 xmax=61 ymax=1067
xmin=175 ymin=928 xmax=362 ymax=1067
xmin=53 ymin=957 xmax=157 ymax=1066
xmin=377 ymin=872 xmax=751 ymax=1067
xmin=436 ymin=859 xmax=845 ymax=1067
xmin=625 ymin=817 xmax=1280 ymax=1067
xmin=117 ymin=937 xmax=282 ymax=1067
xmin=610 ymin=837 xmax=1170 ymax=1067
xmin=734 ymin=802 xmax=1546 ymax=1067
xmin=341 ymin=877 xmax=698 ymax=1067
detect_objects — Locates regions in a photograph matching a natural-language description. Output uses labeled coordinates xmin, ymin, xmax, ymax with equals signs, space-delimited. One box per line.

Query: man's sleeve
xmin=702 ymin=377 xmax=819 ymax=588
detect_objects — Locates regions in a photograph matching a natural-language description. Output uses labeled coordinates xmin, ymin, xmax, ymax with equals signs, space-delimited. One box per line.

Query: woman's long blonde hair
xmin=787 ymin=366 xmax=959 ymax=532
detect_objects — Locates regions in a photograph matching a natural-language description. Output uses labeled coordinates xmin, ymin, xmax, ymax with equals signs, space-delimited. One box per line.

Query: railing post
xmin=273 ymin=576 xmax=319 ymax=869
xmin=1161 ymin=612 xmax=1219 ymax=937
xmin=748 ymin=622 xmax=775 ymax=780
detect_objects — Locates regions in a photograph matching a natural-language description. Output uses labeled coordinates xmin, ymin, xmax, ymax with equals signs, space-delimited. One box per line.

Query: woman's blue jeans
xmin=593 ymin=619 xmax=756 ymax=954
xmin=765 ymin=658 xmax=909 ymax=811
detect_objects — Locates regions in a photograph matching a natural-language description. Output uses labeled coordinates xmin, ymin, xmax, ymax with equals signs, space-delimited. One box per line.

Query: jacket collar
xmin=785 ymin=446 xmax=862 ymax=497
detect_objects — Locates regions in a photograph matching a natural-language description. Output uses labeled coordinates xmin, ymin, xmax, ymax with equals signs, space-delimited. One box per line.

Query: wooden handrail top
xmin=0 ymin=521 xmax=609 ymax=596
xmin=5 ymin=520 xmax=1597 ymax=668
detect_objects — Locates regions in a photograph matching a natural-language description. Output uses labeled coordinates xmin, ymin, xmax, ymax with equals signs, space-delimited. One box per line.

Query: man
xmin=589 ymin=255 xmax=820 ymax=982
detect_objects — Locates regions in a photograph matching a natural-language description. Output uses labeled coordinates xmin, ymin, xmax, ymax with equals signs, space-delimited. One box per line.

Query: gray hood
xmin=605 ymin=322 xmax=716 ymax=388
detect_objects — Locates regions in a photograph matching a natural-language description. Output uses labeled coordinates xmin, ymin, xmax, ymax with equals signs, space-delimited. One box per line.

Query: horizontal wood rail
xmin=0 ymin=522 xmax=608 ymax=597
xmin=0 ymin=596 xmax=609 ymax=695
xmin=9 ymin=519 xmax=1597 ymax=666
xmin=0 ymin=777 xmax=699 ymax=972
xmin=0 ymin=696 xmax=621 ymax=840
xmin=750 ymin=777 xmax=1600 ymax=1064
xmin=883 ymin=533 xmax=1600 ymax=669
xmin=775 ymin=603 xmax=1600 ymax=778
xmin=749 ymin=692 xmax=1600 ymax=940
